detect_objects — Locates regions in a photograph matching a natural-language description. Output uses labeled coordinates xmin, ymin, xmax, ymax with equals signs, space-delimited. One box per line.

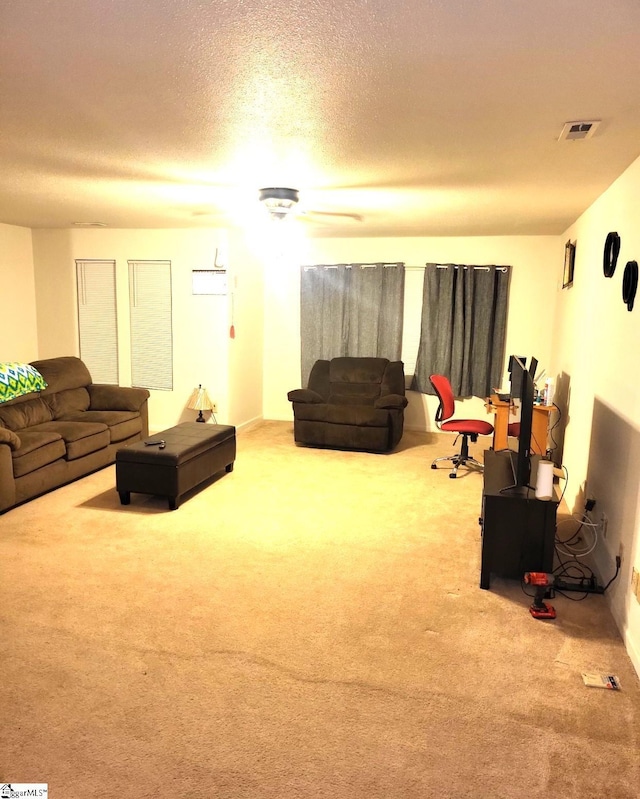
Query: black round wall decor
xmin=622 ymin=260 xmax=638 ymax=311
xmin=603 ymin=231 xmax=620 ymax=277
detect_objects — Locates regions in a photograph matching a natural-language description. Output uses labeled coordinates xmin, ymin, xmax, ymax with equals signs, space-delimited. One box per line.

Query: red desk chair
xmin=429 ymin=374 xmax=495 ymax=478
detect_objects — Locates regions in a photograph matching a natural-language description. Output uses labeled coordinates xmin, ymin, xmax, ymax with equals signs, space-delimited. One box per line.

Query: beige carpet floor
xmin=1 ymin=421 xmax=639 ymax=798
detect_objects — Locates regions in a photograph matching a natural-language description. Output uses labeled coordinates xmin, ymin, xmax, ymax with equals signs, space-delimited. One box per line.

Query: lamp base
xmin=196 ymin=411 xmax=205 ymax=423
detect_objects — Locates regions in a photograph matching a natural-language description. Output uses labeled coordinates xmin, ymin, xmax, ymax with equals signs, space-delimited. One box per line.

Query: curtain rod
xmin=404 ymin=265 xmax=509 ymax=272
xmin=432 ymin=264 xmax=509 ymax=272
xmin=304 ymin=264 xmax=509 ymax=272
xmin=303 ymin=263 xmax=402 ymax=270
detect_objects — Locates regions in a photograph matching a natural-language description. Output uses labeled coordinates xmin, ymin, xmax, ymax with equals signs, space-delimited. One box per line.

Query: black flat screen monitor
xmin=508 ymin=355 xmax=527 ymax=399
xmin=511 ymin=355 xmax=536 ymax=493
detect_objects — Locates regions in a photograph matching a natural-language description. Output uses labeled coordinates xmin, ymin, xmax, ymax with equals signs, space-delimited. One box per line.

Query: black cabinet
xmin=480 ymin=450 xmax=558 ymax=589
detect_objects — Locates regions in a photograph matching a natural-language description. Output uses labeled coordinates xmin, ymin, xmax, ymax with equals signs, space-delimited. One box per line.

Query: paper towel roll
xmin=544 ymin=377 xmax=555 ymax=406
xmin=535 ymin=460 xmax=554 ymax=500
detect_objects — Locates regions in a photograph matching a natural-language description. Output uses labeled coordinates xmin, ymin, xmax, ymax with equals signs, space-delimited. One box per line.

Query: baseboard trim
xmin=235 ymin=416 xmax=264 ymax=434
xmin=623 ymin=624 xmax=640 ymax=681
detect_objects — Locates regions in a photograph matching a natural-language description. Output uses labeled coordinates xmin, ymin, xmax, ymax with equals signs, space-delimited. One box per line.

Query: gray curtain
xmin=300 ymin=263 xmax=405 ymax=386
xmin=411 ymin=263 xmax=510 ymax=398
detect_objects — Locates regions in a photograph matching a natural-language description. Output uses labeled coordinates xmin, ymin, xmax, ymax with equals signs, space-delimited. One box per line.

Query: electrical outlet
xmin=599 ymin=512 xmax=608 ymax=538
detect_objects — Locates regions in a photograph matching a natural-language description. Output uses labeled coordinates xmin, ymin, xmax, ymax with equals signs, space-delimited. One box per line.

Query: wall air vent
xmin=558 ymin=120 xmax=601 ymax=141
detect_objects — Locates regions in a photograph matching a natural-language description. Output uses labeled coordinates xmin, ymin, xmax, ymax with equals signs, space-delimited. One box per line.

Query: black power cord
xmin=521 ymin=503 xmax=623 ymax=606
xmin=546 ymin=402 xmax=562 ymax=459
xmin=550 ymin=499 xmax=622 ymax=600
xmin=603 ymin=556 xmax=622 ymax=592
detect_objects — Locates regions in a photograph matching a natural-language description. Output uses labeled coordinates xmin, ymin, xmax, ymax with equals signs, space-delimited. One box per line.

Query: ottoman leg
xmin=225 ymin=462 xmax=234 ymax=473
xmin=119 ymin=491 xmax=130 ymax=505
xmin=169 ymin=496 xmax=179 ymax=511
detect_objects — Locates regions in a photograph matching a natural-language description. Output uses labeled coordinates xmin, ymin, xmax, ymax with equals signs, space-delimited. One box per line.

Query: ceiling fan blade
xmin=300 ymin=209 xmax=363 ymax=223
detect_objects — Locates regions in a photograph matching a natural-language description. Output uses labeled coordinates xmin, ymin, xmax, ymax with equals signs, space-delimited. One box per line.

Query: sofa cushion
xmin=56 ymin=410 xmax=143 ymax=443
xmin=12 ymin=431 xmax=66 ymax=477
xmin=88 ymin=384 xmax=150 ymax=412
xmin=325 ymin=404 xmax=391 ymax=427
xmin=306 ymin=360 xmax=330 ymax=399
xmin=0 ymin=397 xmax=53 ymax=431
xmin=329 ymin=357 xmax=387 ymax=384
xmin=0 ymin=362 xmax=48 ymax=403
xmin=28 ymin=421 xmax=110 ymax=460
xmin=31 ymin=356 xmax=92 ymax=394
xmin=328 ymin=359 xmax=388 ymax=405
xmin=293 ymin=420 xmax=390 ymax=452
xmin=328 ymin=387 xmax=380 ymax=405
xmin=45 ymin=387 xmax=91 ymax=418
xmin=293 ymin=401 xmax=390 ymax=428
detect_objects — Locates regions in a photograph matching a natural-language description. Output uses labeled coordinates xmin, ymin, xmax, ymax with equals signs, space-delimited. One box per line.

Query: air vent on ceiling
xmin=558 ymin=120 xmax=601 ymax=141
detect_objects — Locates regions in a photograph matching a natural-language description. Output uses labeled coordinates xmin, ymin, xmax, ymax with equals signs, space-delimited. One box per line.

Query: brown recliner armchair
xmin=287 ymin=357 xmax=408 ymax=452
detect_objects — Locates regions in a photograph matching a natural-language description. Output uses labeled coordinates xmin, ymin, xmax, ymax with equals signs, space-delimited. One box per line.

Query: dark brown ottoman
xmin=116 ymin=422 xmax=236 ymax=510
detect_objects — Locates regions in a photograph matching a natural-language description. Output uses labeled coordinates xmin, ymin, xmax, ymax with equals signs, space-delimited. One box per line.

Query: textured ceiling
xmin=1 ymin=0 xmax=640 ymax=236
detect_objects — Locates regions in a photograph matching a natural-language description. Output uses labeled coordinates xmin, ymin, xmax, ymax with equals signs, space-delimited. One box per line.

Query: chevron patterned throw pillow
xmin=0 ymin=362 xmax=48 ymax=404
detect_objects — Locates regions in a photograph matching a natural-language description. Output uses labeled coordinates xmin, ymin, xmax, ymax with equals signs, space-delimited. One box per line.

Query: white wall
xmin=28 ymin=224 xmax=561 ymax=437
xmin=0 ymin=223 xmax=38 ymax=360
xmin=31 ymin=228 xmax=240 ymax=433
xmin=551 ymin=155 xmax=640 ymax=677
xmin=226 ymin=230 xmax=265 ymax=430
xmin=261 ymin=233 xmax=561 ymax=429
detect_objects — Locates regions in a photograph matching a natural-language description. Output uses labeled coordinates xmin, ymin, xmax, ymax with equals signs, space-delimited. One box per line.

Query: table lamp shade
xmin=187 ymin=385 xmax=213 ymax=411
xmin=187 ymin=385 xmax=214 ymax=421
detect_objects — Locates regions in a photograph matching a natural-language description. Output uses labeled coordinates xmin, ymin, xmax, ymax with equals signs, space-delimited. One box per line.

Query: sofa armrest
xmin=0 ymin=427 xmax=21 ymax=451
xmin=374 ymin=393 xmax=408 ymax=410
xmin=0 ymin=441 xmax=17 ymax=512
xmin=287 ymin=388 xmax=324 ymax=404
xmin=88 ymin=384 xmax=150 ymax=412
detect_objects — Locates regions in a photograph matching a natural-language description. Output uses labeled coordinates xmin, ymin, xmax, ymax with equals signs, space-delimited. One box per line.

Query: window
xmin=299 ymin=263 xmax=405 ymax=386
xmin=411 ymin=263 xmax=510 ymax=398
xmin=128 ymin=260 xmax=173 ymax=390
xmin=76 ymin=260 xmax=118 ymax=383
xmin=400 ymin=267 xmax=425 ymax=382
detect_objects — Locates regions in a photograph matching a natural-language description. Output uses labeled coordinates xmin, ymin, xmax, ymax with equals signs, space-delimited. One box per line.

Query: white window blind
xmin=76 ymin=260 xmax=119 ymax=384
xmin=128 ymin=260 xmax=173 ymax=390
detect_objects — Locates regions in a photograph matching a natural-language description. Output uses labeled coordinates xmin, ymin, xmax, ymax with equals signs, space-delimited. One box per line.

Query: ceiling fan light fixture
xmin=258 ymin=187 xmax=299 ymax=220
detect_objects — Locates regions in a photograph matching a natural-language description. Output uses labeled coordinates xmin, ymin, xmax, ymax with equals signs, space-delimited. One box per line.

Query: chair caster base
xmin=431 ymin=455 xmax=484 ymax=478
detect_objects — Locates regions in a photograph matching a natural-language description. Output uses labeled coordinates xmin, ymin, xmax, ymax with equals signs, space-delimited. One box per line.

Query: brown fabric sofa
xmin=287 ymin=357 xmax=408 ymax=453
xmin=0 ymin=356 xmax=150 ymax=513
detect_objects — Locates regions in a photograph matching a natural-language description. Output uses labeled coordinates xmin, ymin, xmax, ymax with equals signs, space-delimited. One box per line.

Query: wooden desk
xmin=485 ymin=394 xmax=554 ymax=455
